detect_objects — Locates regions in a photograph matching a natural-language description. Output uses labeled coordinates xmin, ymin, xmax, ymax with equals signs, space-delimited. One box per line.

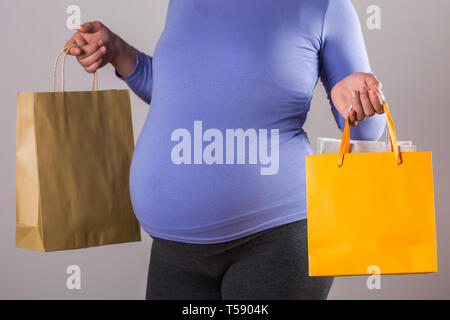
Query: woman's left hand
xmin=331 ymin=72 xmax=384 ymax=127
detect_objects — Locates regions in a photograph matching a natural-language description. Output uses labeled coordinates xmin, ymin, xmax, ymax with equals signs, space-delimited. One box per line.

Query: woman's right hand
xmin=65 ymin=21 xmax=137 ymax=77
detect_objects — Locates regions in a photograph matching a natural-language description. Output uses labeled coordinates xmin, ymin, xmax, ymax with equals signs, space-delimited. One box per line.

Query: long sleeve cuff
xmin=115 ymin=48 xmax=153 ymax=105
xmin=335 ymin=108 xmax=387 ymax=141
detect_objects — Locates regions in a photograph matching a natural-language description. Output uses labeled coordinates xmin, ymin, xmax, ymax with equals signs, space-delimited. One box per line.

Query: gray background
xmin=0 ymin=0 xmax=449 ymax=299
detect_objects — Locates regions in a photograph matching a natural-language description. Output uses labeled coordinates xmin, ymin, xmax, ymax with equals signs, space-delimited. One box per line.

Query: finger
xmin=77 ymin=21 xmax=103 ymax=34
xmin=76 ymin=22 xmax=91 ymax=33
xmin=79 ymin=46 xmax=107 ymax=68
xmin=65 ymin=33 xmax=87 ymax=55
xmin=364 ymin=73 xmax=382 ymax=92
xmin=352 ymin=90 xmax=366 ymax=122
xmin=79 ymin=40 xmax=110 ymax=60
xmin=78 ymin=40 xmax=101 ymax=60
xmin=348 ymin=93 xmax=359 ymax=126
xmin=369 ymin=89 xmax=384 ymax=114
xmin=85 ymin=58 xmax=103 ymax=73
xmin=348 ymin=109 xmax=358 ymax=127
xmin=359 ymin=87 xmax=375 ymax=119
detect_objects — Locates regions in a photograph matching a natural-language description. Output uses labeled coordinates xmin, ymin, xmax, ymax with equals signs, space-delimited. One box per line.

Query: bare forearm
xmin=112 ymin=35 xmax=137 ymax=78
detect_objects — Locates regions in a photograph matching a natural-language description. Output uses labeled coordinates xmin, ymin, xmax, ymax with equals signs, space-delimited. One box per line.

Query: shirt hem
xmin=143 ymin=212 xmax=307 ymax=244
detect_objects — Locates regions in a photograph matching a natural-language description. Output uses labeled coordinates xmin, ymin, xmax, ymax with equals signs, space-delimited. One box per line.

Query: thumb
xmin=77 ymin=21 xmax=102 ymax=34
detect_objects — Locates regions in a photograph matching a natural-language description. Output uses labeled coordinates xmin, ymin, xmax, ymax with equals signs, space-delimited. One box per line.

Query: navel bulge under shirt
xmin=118 ymin=0 xmax=387 ymax=244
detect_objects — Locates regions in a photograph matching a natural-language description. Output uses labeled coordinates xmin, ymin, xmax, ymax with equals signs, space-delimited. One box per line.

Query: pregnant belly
xmin=128 ymin=119 xmax=311 ymax=236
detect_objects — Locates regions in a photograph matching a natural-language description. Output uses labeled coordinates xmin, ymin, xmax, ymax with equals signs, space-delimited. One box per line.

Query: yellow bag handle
xmin=52 ymin=44 xmax=98 ymax=92
xmin=337 ymin=98 xmax=402 ymax=167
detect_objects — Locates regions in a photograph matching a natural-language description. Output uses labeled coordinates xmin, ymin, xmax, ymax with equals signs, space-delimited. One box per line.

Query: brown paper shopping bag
xmin=16 ymin=45 xmax=141 ymax=252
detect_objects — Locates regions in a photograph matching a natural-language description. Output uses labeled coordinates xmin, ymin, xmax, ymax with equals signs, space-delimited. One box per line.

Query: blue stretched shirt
xmin=118 ymin=0 xmax=386 ymax=244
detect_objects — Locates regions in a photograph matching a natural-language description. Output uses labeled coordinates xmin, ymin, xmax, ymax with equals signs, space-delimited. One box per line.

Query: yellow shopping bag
xmin=305 ymin=100 xmax=437 ymax=276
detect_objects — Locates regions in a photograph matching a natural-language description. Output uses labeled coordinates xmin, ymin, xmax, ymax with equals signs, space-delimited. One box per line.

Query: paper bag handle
xmin=337 ymin=98 xmax=402 ymax=167
xmin=52 ymin=44 xmax=98 ymax=92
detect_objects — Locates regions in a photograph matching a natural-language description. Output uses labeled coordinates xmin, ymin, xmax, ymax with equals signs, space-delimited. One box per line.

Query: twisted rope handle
xmin=52 ymin=44 xmax=98 ymax=92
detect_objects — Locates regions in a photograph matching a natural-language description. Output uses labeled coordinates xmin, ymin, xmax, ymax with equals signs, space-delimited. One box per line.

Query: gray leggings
xmin=146 ymin=219 xmax=333 ymax=300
